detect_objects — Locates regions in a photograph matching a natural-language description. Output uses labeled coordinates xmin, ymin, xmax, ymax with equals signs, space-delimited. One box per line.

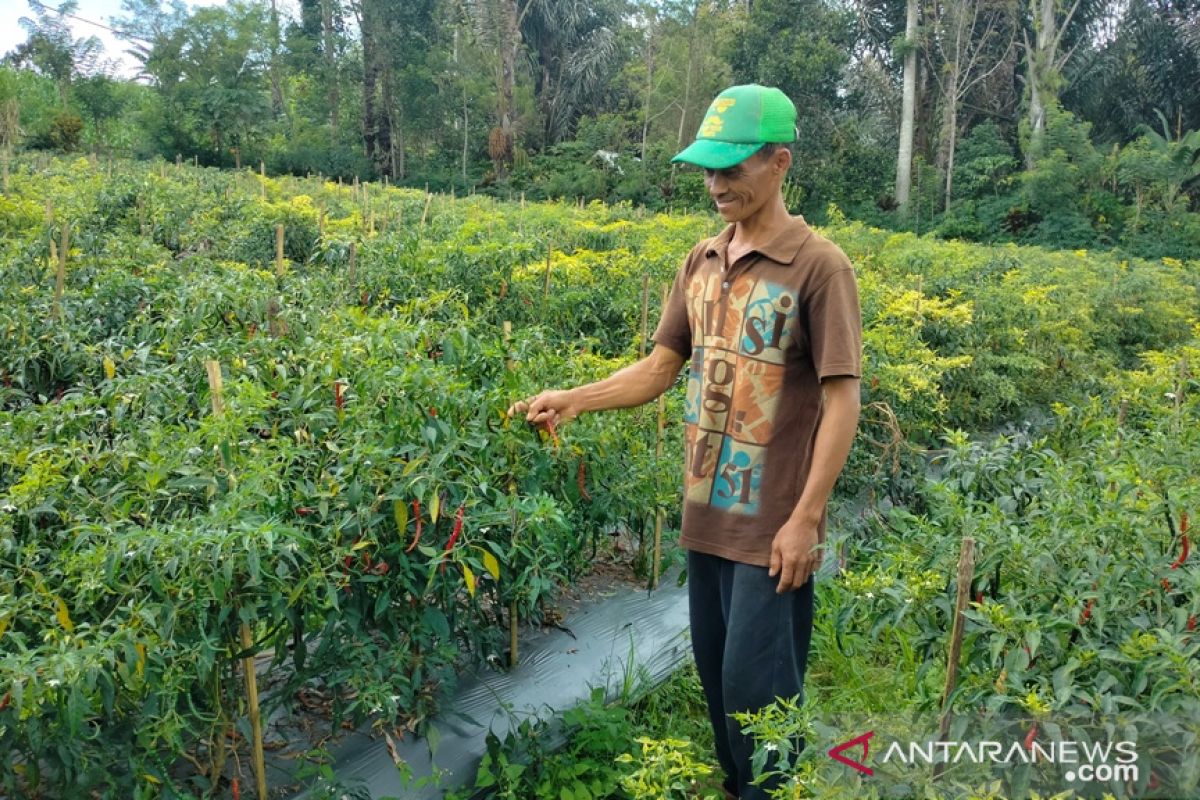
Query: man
xmin=506 ymin=84 xmax=862 ymax=799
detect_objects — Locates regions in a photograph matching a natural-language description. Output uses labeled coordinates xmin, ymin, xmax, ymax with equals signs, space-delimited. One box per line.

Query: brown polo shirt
xmin=652 ymin=215 xmax=862 ymax=568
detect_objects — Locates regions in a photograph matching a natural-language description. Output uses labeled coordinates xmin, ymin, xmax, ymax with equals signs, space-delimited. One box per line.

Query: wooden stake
xmin=502 ymin=320 xmax=520 ymax=667
xmin=205 ymin=360 xmax=224 ymax=416
xmin=175 ymin=153 xmax=181 ymax=170
xmin=348 ymin=242 xmax=357 ymax=290
xmin=240 ymin=621 xmax=268 ymax=800
xmin=935 ymin=535 xmax=976 ymax=774
xmin=317 ymin=206 xmax=326 ymax=240
xmin=639 ymin=274 xmax=650 ymax=358
xmin=420 ymin=191 xmax=433 ymax=229
xmin=205 ymin=360 xmax=268 ymax=797
xmin=275 ymin=224 xmax=285 ymax=276
xmin=502 ymin=320 xmax=513 ymax=371
xmin=651 ymin=284 xmax=668 ymax=590
xmin=192 ymin=155 xmax=198 ymax=168
xmin=520 ymin=191 xmax=525 ymax=210
xmin=543 ymin=244 xmax=552 ymax=300
xmin=52 ymin=221 xmax=69 ymax=319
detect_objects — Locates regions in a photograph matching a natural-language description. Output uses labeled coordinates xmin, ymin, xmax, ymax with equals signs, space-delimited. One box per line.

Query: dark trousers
xmin=687 ymin=549 xmax=815 ymax=799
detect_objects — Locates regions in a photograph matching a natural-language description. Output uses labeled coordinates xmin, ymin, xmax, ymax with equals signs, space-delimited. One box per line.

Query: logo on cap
xmin=699 ymin=98 xmax=737 ymax=138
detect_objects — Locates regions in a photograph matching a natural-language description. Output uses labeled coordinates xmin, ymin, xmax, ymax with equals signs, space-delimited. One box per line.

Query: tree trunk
xmin=494 ymin=0 xmax=520 ymax=177
xmin=1025 ymin=0 xmax=1056 ymax=166
xmin=269 ymin=0 xmax=284 ymax=117
xmin=322 ymin=0 xmax=340 ymax=144
xmin=944 ymin=84 xmax=960 ymax=210
xmin=640 ymin=10 xmax=657 ymax=166
xmin=675 ymin=0 xmax=701 ymax=152
xmin=377 ymin=59 xmax=395 ymax=176
xmin=896 ymin=0 xmax=919 ymax=212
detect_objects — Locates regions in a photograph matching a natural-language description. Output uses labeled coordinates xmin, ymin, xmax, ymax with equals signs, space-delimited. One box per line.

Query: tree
xmin=518 ymin=0 xmax=623 ymax=147
xmin=895 ymin=0 xmax=919 ymax=210
xmin=352 ymin=0 xmax=439 ymax=178
xmin=1020 ymin=0 xmax=1109 ymax=164
xmin=929 ymin=0 xmax=1019 ymax=207
xmin=8 ymin=0 xmax=104 ymax=106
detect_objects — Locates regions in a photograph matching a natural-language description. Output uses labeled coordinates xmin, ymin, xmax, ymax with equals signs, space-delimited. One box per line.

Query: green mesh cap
xmin=672 ymin=84 xmax=797 ymax=169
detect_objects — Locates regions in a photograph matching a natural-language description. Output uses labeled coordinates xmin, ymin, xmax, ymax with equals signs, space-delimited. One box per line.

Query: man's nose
xmin=707 ymin=173 xmax=727 ymax=194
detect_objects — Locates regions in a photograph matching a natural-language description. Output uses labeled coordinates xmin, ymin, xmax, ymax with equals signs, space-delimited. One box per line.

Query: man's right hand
xmin=506 ymin=389 xmax=583 ymax=428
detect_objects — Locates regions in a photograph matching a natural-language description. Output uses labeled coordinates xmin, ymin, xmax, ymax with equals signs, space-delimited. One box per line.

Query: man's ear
xmin=775 ymin=147 xmax=793 ymax=175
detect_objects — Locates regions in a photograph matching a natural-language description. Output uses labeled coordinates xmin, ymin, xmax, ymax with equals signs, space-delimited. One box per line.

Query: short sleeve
xmin=807 ymin=266 xmax=862 ymax=381
xmin=652 ymin=254 xmax=693 ymax=360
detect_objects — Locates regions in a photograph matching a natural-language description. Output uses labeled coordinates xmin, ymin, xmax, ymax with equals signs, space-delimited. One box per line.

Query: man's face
xmin=703 ymin=147 xmax=788 ymax=223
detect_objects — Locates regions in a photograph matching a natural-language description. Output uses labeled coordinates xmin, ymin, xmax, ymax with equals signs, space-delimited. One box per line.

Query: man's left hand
xmin=768 ymin=517 xmax=822 ymax=593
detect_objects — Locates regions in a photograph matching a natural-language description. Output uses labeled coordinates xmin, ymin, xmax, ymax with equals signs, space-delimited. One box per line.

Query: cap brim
xmin=671 ymin=139 xmax=765 ymax=169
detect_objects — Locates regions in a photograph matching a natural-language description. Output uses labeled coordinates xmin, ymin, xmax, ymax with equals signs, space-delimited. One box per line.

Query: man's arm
xmin=789 ymin=376 xmax=861 ymax=524
xmin=769 ymin=375 xmax=861 ymax=592
xmin=506 ymin=344 xmax=687 ymax=425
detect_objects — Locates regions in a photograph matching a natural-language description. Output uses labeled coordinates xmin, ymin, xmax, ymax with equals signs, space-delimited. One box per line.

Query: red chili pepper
xmin=440 ymin=504 xmax=465 ymax=574
xmin=577 ymin=457 xmax=592 ymax=501
xmin=361 ymin=552 xmax=372 ymax=569
xmin=296 ymin=506 xmax=314 ymax=517
xmin=1079 ymin=598 xmax=1094 ymax=624
xmin=371 ymin=561 xmax=390 ymax=575
xmin=429 ymin=407 xmax=437 ymax=418
xmin=361 ymin=290 xmax=369 ymax=306
xmin=1187 ymin=615 xmax=1197 ymax=632
xmin=231 ymin=777 xmax=240 ymax=800
xmin=247 ymin=323 xmax=257 ymax=339
xmin=543 ymin=417 xmax=559 ymax=449
xmin=0 ymin=691 xmax=9 ymax=711
xmin=1163 ymin=577 xmax=1173 ymax=591
xmin=334 ymin=381 xmax=345 ymax=411
xmin=405 ymin=500 xmax=423 ymax=553
xmin=1024 ymin=723 xmax=1038 ymax=750
xmin=975 ymin=590 xmax=983 ymax=604
xmin=870 ymin=375 xmax=879 ymax=390
xmin=1170 ymin=532 xmax=1189 ymax=570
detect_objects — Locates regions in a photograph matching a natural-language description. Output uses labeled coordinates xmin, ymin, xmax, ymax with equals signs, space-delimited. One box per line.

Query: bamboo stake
xmin=934 ymin=535 xmax=976 ymax=776
xmin=205 ymin=360 xmax=224 ymax=416
xmin=52 ymin=221 xmax=69 ymax=320
xmin=639 ymin=274 xmax=651 ymax=358
xmin=317 ymin=206 xmax=326 ymax=240
xmin=240 ymin=622 xmax=268 ymax=800
xmin=175 ymin=153 xmax=181 ymax=170
xmin=502 ymin=319 xmax=519 ymax=667
xmin=348 ymin=242 xmax=357 ymax=290
xmin=651 ymin=284 xmax=668 ymax=590
xmin=420 ymin=191 xmax=433 ymax=229
xmin=205 ymin=360 xmax=268 ymax=800
xmin=275 ymin=224 xmax=285 ymax=276
xmin=543 ymin=244 xmax=552 ymax=300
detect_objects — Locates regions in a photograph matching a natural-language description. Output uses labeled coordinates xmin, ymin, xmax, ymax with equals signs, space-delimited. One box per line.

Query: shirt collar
xmin=704 ymin=215 xmax=813 ymax=266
